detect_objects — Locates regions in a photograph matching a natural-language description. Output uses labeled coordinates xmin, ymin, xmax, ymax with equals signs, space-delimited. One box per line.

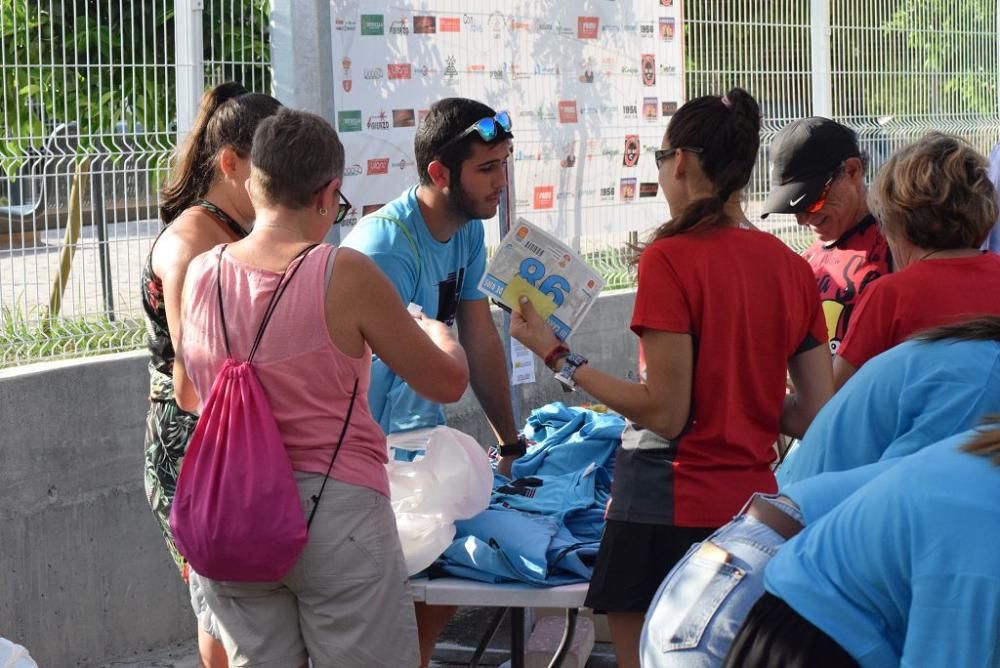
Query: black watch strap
xmin=498 ymin=435 xmax=528 ymax=457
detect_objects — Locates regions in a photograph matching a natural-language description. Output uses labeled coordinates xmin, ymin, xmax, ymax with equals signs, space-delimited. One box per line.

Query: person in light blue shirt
xmin=778 ymin=317 xmax=1000 ymax=486
xmin=724 ymin=424 xmax=1000 ymax=668
xmin=341 ymin=97 xmax=521 ymax=668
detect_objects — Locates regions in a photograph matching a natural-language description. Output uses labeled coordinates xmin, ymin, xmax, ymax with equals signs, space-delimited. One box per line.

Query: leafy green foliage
xmin=0 ymin=0 xmax=271 ymax=177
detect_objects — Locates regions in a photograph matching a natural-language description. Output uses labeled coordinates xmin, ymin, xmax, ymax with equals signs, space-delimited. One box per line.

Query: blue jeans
xmin=640 ymin=495 xmax=802 ymax=668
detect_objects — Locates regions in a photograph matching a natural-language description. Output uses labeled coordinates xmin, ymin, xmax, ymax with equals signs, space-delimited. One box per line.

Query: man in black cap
xmin=762 ymin=117 xmax=892 ymax=355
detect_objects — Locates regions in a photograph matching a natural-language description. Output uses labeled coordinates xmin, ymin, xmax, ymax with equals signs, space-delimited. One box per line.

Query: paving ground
xmin=100 ymin=607 xmax=617 ymax=667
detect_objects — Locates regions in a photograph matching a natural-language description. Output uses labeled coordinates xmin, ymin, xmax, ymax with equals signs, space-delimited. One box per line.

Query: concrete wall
xmin=0 ymin=290 xmax=636 ymax=666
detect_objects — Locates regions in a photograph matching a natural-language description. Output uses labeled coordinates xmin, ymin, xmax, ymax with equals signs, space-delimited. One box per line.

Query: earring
xmin=319 ymin=207 xmax=328 ymax=216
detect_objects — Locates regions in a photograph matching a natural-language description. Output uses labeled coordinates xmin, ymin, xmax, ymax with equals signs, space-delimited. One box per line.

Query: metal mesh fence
xmin=0 ymin=0 xmax=269 ymax=368
xmin=2 ymin=1 xmax=1000 ymax=367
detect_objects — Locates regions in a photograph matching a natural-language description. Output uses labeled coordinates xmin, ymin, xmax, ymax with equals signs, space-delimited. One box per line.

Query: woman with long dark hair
xmin=140 ymin=81 xmax=280 ymax=665
xmin=511 ymin=88 xmax=834 ymax=666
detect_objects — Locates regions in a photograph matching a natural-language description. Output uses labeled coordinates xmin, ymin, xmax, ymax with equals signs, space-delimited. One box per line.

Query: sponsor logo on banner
xmin=623 ymin=23 xmax=639 ymax=33
xmin=660 ymin=17 xmax=676 ymax=41
xmin=643 ymin=97 xmax=659 ymax=121
xmin=659 ymin=63 xmax=679 ymax=74
xmin=579 ymin=105 xmax=599 ymax=116
xmin=534 ymin=64 xmax=559 ymax=75
xmin=489 ymin=64 xmax=508 ymax=80
xmin=417 ymin=64 xmax=438 ymax=78
xmin=510 ymin=19 xmax=531 ymax=31
xmin=662 ymin=100 xmax=679 ymax=116
xmin=341 ymin=207 xmax=359 ymax=226
xmin=443 ymin=56 xmax=459 ymax=84
xmin=660 ymin=0 xmax=674 ymax=6
xmin=510 ymin=64 xmax=533 ymax=80
xmin=532 ymin=105 xmax=558 ymax=121
xmin=534 ymin=20 xmax=554 ymax=32
xmin=641 ymin=54 xmax=656 ymax=86
xmin=601 ymin=24 xmax=620 ymax=34
xmin=488 ymin=11 xmax=506 ymax=39
xmin=387 ymin=63 xmax=411 ymax=79
xmin=392 ymin=158 xmax=412 ymax=170
xmin=558 ymin=100 xmax=578 ymax=123
xmin=560 ymin=143 xmax=577 ymax=167
xmin=577 ymin=16 xmax=599 ymax=39
xmin=389 ymin=18 xmax=409 ymax=34
xmin=579 ymin=59 xmax=595 ymax=83
xmin=621 ymin=64 xmax=639 ymax=74
xmin=414 ymin=16 xmax=436 ymax=33
xmin=360 ymin=14 xmax=384 ymax=35
xmin=622 ymin=104 xmax=638 ymax=120
xmin=533 ymin=185 xmax=554 ymax=209
xmin=620 ymin=177 xmax=637 ymax=201
xmin=463 ymin=14 xmax=483 ymax=32
xmin=344 ymin=163 xmax=363 ymax=177
xmin=440 ymin=16 xmax=460 ymax=32
xmin=556 ymin=191 xmax=575 ymax=200
xmin=552 ymin=19 xmax=575 ymax=36
xmin=341 ymin=56 xmax=352 ymax=92
xmin=392 ymin=109 xmax=416 ymax=127
xmin=623 ymin=135 xmax=640 ymax=167
xmin=640 ymin=23 xmax=655 ymax=37
xmin=366 ymin=111 xmax=390 ymax=130
xmin=364 ymin=68 xmax=384 ymax=80
xmin=600 ymin=185 xmax=616 ymax=201
xmin=362 ymin=203 xmax=385 ymax=215
xmin=335 ymin=17 xmax=356 ymax=31
xmin=367 ymin=158 xmax=390 ymax=175
xmin=468 ymin=64 xmax=486 ymax=73
xmin=640 ymin=182 xmax=659 ymax=198
xmin=337 ymin=110 xmax=362 ymax=132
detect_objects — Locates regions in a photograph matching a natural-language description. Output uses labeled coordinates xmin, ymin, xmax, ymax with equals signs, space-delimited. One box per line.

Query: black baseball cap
xmin=761 ymin=117 xmax=861 ymax=217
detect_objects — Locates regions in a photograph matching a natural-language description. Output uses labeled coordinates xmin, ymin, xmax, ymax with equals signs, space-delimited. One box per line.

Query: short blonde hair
xmin=869 ymin=132 xmax=997 ymax=249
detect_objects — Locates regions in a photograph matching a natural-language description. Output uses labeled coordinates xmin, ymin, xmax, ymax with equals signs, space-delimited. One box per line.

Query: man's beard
xmin=445 ymin=170 xmax=492 ymax=222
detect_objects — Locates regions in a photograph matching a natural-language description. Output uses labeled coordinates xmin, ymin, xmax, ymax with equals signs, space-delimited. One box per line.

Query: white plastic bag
xmin=386 ymin=426 xmax=493 ymax=575
xmin=0 ymin=639 xmax=37 ymax=668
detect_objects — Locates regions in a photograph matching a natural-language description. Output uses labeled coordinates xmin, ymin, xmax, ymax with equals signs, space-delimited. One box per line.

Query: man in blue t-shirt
xmin=341 ymin=97 xmax=521 ymax=667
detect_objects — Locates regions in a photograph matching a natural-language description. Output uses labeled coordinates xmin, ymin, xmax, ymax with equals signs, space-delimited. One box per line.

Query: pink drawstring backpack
xmin=171 ymin=244 xmax=357 ymax=582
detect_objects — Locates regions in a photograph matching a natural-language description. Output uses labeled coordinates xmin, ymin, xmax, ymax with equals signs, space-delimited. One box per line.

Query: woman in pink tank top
xmin=174 ymin=109 xmax=468 ymax=667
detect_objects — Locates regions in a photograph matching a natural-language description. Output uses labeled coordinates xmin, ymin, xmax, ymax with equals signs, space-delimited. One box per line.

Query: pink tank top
xmin=182 ymin=243 xmax=389 ymax=497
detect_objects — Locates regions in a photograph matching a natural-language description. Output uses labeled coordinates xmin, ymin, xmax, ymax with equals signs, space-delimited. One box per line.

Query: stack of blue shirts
xmin=434 ymin=402 xmax=624 ymax=585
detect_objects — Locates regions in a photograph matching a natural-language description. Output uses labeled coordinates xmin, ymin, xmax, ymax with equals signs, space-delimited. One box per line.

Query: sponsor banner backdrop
xmin=331 ymin=1 xmax=685 ymax=250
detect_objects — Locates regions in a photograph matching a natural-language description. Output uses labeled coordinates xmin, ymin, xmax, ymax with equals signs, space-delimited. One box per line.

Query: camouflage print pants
xmin=143 ymin=398 xmax=198 ymax=576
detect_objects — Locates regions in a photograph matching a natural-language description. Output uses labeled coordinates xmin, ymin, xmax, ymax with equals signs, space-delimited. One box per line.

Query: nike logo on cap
xmin=789 ymin=194 xmax=806 ymax=206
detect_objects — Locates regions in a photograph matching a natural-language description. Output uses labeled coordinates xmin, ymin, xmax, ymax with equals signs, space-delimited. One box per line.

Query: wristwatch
xmin=498 ymin=434 xmax=528 ymax=457
xmin=554 ymin=352 xmax=588 ymax=391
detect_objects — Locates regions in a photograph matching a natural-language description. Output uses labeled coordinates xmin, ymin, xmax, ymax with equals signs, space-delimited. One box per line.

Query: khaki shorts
xmin=199 ymin=473 xmax=419 ymax=668
xmin=188 ymin=570 xmax=222 ymax=641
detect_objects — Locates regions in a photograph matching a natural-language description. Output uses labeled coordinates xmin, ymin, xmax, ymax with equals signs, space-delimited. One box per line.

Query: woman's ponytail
xmin=159 ymin=82 xmax=248 ymax=224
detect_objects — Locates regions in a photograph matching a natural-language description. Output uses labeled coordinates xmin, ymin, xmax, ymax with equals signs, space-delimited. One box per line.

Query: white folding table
xmin=409 ymin=577 xmax=590 ymax=668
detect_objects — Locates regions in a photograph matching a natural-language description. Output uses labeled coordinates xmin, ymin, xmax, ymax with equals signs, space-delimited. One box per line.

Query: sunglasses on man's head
xmin=654 ymin=146 xmax=704 ymax=170
xmin=441 ymin=111 xmax=513 ymax=151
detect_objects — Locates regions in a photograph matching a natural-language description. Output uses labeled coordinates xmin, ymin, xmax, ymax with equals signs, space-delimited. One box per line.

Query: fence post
xmin=809 ymin=0 xmax=832 ymax=117
xmin=175 ymin=0 xmax=206 ymax=141
xmin=271 ymin=1 xmax=337 ymax=240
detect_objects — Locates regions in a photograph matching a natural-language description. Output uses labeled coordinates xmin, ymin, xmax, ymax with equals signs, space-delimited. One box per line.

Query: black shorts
xmin=585 ymin=519 xmax=715 ymax=613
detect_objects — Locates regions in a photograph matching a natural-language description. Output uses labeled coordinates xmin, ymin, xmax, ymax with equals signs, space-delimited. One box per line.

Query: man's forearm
xmin=464 ymin=327 xmax=519 ymax=444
